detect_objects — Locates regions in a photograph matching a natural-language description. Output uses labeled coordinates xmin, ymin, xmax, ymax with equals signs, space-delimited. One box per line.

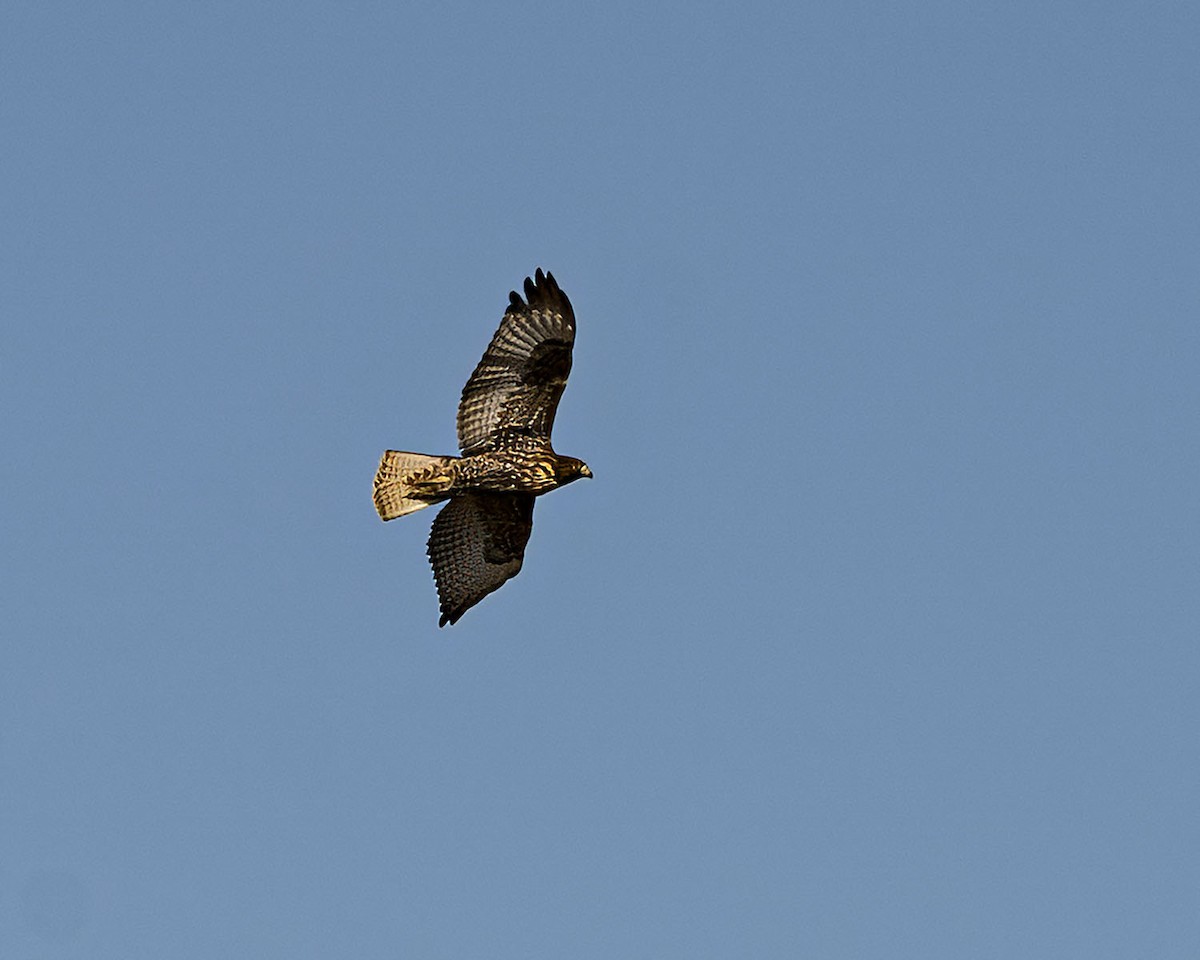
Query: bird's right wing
xmin=456 ymin=269 xmax=576 ymax=456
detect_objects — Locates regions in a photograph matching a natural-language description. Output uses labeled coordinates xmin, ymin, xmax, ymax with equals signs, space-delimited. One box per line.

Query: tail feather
xmin=373 ymin=451 xmax=456 ymax=520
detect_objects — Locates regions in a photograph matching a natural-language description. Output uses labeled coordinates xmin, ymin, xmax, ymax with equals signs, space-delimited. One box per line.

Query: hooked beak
xmin=580 ymin=464 xmax=593 ymax=478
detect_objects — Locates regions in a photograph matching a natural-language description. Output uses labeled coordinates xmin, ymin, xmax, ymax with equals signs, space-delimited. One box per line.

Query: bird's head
xmin=554 ymin=456 xmax=593 ymax=485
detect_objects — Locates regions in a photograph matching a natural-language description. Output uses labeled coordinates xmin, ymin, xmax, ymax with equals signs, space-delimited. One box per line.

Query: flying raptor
xmin=373 ymin=269 xmax=591 ymax=626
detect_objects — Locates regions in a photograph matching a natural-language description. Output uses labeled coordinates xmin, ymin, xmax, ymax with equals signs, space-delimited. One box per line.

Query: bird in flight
xmin=373 ymin=269 xmax=591 ymax=626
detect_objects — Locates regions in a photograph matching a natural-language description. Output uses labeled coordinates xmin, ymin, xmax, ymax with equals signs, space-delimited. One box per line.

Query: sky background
xmin=3 ymin=1 xmax=1199 ymax=957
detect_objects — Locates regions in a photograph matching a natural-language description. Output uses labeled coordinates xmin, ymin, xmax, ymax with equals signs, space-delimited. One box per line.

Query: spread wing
xmin=426 ymin=493 xmax=535 ymax=627
xmin=456 ymin=269 xmax=576 ymax=455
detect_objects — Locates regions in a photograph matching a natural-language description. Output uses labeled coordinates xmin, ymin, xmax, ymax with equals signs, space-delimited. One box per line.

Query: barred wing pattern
xmin=456 ymin=269 xmax=576 ymax=455
xmin=426 ymin=493 xmax=536 ymax=627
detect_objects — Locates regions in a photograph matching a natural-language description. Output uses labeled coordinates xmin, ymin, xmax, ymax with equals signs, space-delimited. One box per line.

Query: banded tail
xmin=373 ymin=451 xmax=457 ymax=521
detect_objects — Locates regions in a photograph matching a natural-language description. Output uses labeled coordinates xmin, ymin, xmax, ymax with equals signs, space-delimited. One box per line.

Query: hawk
xmin=373 ymin=269 xmax=591 ymax=626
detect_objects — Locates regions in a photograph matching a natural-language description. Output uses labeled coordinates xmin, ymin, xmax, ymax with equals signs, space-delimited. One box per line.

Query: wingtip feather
xmin=507 ymin=268 xmax=571 ymax=319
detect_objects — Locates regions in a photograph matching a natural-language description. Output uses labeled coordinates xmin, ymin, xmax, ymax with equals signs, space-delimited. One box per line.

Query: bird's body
xmin=373 ymin=269 xmax=590 ymax=626
xmin=454 ymin=442 xmax=587 ymax=494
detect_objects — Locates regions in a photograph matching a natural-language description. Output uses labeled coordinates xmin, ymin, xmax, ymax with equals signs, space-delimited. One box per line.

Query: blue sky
xmin=3 ymin=1 xmax=1198 ymax=957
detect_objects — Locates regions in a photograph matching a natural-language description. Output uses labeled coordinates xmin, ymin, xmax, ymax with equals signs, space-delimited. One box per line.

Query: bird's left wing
xmin=426 ymin=493 xmax=536 ymax=626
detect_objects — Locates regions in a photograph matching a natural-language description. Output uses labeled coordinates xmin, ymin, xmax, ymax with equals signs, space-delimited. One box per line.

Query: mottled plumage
xmin=373 ymin=269 xmax=591 ymax=626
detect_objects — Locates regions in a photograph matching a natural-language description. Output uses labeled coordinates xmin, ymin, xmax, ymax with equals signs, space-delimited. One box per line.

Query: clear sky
xmin=3 ymin=1 xmax=1198 ymax=957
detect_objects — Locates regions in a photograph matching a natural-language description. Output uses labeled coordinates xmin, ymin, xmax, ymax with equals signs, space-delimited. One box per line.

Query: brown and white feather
xmin=456 ymin=269 xmax=575 ymax=455
xmin=426 ymin=492 xmax=535 ymax=627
